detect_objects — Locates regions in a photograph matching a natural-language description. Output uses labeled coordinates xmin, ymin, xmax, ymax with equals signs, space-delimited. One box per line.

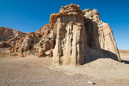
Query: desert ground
xmin=0 ymin=49 xmax=129 ymax=86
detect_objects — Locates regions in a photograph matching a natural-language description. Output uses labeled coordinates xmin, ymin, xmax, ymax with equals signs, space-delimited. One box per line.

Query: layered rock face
xmin=7 ymin=25 xmax=54 ymax=55
xmin=52 ymin=4 xmax=87 ymax=65
xmin=0 ymin=27 xmax=26 ymax=41
xmin=52 ymin=4 xmax=121 ymax=65
xmin=0 ymin=27 xmax=27 ymax=49
xmin=83 ymin=9 xmax=121 ymax=62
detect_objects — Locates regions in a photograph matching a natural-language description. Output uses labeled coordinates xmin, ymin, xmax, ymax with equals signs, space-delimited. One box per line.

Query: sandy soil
xmin=0 ymin=50 xmax=129 ymax=86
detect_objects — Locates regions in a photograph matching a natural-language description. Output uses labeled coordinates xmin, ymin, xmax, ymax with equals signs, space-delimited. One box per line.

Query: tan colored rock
xmin=53 ymin=4 xmax=121 ymax=66
xmin=49 ymin=50 xmax=53 ymax=57
xmin=21 ymin=34 xmax=33 ymax=51
xmin=10 ymin=48 xmax=14 ymax=53
xmin=38 ymin=49 xmax=46 ymax=58
xmin=0 ymin=27 xmax=27 ymax=41
xmin=53 ymin=21 xmax=87 ymax=65
xmin=36 ymin=24 xmax=50 ymax=33
xmin=39 ymin=31 xmax=54 ymax=51
xmin=52 ymin=4 xmax=87 ymax=65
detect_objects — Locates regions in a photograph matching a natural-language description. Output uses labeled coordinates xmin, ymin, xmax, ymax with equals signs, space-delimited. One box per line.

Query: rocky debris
xmin=0 ymin=27 xmax=27 ymax=41
xmin=87 ymin=81 xmax=95 ymax=85
xmin=38 ymin=49 xmax=46 ymax=58
xmin=49 ymin=50 xmax=53 ymax=57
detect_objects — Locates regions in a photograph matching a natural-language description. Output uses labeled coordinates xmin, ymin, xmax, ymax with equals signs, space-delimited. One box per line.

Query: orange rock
xmin=38 ymin=49 xmax=46 ymax=58
xmin=49 ymin=50 xmax=53 ymax=57
xmin=30 ymin=32 xmax=35 ymax=37
xmin=18 ymin=53 xmax=24 ymax=57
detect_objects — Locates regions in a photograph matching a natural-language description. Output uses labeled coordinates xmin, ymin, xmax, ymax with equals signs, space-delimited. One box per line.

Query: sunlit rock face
xmin=51 ymin=4 xmax=87 ymax=65
xmin=0 ymin=27 xmax=26 ymax=41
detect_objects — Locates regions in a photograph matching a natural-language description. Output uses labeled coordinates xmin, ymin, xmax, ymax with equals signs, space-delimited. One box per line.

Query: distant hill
xmin=119 ymin=49 xmax=129 ymax=56
xmin=0 ymin=27 xmax=27 ymax=41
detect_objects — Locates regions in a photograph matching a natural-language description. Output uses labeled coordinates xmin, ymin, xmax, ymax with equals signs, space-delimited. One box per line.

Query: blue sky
xmin=0 ymin=0 xmax=129 ymax=50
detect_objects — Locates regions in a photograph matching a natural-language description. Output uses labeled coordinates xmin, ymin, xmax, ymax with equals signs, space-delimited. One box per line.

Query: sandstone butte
xmin=0 ymin=4 xmax=121 ymax=66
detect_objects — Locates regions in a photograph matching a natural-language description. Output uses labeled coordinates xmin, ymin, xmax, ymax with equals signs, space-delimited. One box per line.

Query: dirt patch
xmin=0 ymin=55 xmax=129 ymax=86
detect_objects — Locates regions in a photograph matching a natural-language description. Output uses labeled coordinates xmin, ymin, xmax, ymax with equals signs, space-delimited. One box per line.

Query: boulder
xmin=49 ymin=50 xmax=53 ymax=57
xmin=38 ymin=49 xmax=46 ymax=58
xmin=18 ymin=53 xmax=24 ymax=57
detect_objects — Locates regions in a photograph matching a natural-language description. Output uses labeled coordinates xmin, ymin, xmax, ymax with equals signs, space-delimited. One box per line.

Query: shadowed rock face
xmin=83 ymin=9 xmax=121 ymax=62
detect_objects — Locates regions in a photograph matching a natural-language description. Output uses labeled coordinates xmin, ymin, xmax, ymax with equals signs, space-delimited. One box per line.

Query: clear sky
xmin=0 ymin=0 xmax=129 ymax=50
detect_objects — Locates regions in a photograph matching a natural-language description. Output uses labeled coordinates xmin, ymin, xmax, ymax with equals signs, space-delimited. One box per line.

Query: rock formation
xmin=0 ymin=27 xmax=27 ymax=49
xmin=18 ymin=48 xmax=24 ymax=57
xmin=0 ymin=4 xmax=121 ymax=66
xmin=49 ymin=50 xmax=53 ymax=57
xmin=52 ymin=4 xmax=121 ymax=65
xmin=38 ymin=49 xmax=46 ymax=58
xmin=0 ymin=27 xmax=26 ymax=41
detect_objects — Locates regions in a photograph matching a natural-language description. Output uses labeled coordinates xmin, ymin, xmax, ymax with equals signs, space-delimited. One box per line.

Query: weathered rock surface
xmin=52 ymin=4 xmax=121 ymax=65
xmin=83 ymin=9 xmax=121 ymax=62
xmin=49 ymin=50 xmax=53 ymax=57
xmin=18 ymin=48 xmax=24 ymax=57
xmin=53 ymin=4 xmax=86 ymax=65
xmin=0 ymin=27 xmax=27 ymax=41
xmin=38 ymin=49 xmax=46 ymax=58
xmin=18 ymin=53 xmax=24 ymax=57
